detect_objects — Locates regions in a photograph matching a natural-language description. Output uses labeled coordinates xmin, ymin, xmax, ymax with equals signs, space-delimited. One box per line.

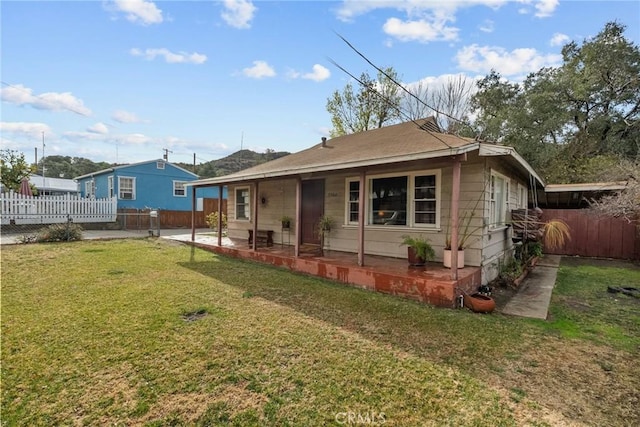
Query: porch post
xmin=450 ymin=156 xmax=462 ymax=280
xmin=217 ymin=184 xmax=223 ymax=247
xmin=191 ymin=185 xmax=196 ymax=242
xmin=357 ymin=170 xmax=366 ymax=266
xmin=252 ymin=181 xmax=259 ymax=251
xmin=294 ymin=176 xmax=302 ymax=257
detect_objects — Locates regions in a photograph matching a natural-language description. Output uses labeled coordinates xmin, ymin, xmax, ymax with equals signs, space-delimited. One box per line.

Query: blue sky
xmin=2 ymin=0 xmax=639 ymax=167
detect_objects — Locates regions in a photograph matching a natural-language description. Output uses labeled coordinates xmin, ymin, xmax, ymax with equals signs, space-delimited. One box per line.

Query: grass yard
xmin=1 ymin=239 xmax=639 ymax=426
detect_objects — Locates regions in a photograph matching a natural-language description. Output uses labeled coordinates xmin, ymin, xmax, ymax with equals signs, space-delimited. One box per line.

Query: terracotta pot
xmin=463 ymin=293 xmax=495 ymax=313
xmin=407 ymin=247 xmax=425 ymax=267
xmin=443 ymin=249 xmax=465 ymax=269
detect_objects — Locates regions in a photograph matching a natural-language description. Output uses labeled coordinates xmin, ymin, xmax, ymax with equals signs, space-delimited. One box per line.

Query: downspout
xmin=191 ymin=185 xmax=196 ymax=242
xmin=450 ymin=156 xmax=462 ymax=281
xmin=217 ymin=184 xmax=223 ymax=247
xmin=357 ymin=170 xmax=366 ymax=266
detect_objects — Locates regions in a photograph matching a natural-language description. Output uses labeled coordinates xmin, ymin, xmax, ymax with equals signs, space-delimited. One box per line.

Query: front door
xmin=301 ymin=179 xmax=324 ymax=244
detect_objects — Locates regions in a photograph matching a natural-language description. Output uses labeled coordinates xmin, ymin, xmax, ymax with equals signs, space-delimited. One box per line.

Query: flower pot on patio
xmin=463 ymin=293 xmax=495 ymax=313
xmin=443 ymin=249 xmax=465 ymax=269
xmin=407 ymin=247 xmax=426 ymax=267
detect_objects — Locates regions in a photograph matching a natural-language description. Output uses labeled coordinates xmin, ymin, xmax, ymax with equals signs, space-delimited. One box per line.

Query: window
xmin=490 ymin=172 xmax=507 ymax=227
xmin=518 ymin=184 xmax=528 ymax=209
xmin=235 ymin=187 xmax=250 ymax=220
xmin=173 ymin=181 xmax=187 ymax=197
xmin=346 ymin=179 xmax=360 ymax=224
xmin=414 ymin=175 xmax=437 ymax=225
xmin=107 ymin=176 xmax=114 ymax=198
xmin=346 ymin=171 xmax=439 ymax=228
xmin=157 ymin=161 xmax=165 ymax=169
xmin=85 ymin=180 xmax=95 ymax=198
xmin=118 ymin=176 xmax=136 ymax=200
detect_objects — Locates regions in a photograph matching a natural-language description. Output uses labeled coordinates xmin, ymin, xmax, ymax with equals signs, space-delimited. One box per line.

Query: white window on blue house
xmin=157 ymin=161 xmax=165 ymax=169
xmin=235 ymin=187 xmax=250 ymax=220
xmin=107 ymin=176 xmax=114 ymax=198
xmin=85 ymin=180 xmax=95 ymax=198
xmin=118 ymin=176 xmax=136 ymax=200
xmin=173 ymin=181 xmax=187 ymax=197
xmin=490 ymin=171 xmax=507 ymax=228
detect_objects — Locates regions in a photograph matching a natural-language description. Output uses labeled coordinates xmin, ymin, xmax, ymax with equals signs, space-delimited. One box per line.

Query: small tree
xmin=1 ymin=149 xmax=33 ymax=192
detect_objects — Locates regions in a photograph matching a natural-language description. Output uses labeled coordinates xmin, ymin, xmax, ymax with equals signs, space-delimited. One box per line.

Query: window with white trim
xmin=346 ymin=179 xmax=360 ymax=224
xmin=490 ymin=172 xmax=507 ymax=228
xmin=157 ymin=161 xmax=165 ymax=169
xmin=107 ymin=176 xmax=114 ymax=198
xmin=235 ymin=187 xmax=250 ymax=220
xmin=518 ymin=184 xmax=528 ymax=209
xmin=345 ymin=170 xmax=440 ymax=228
xmin=85 ymin=180 xmax=95 ymax=198
xmin=173 ymin=181 xmax=187 ymax=197
xmin=118 ymin=176 xmax=136 ymax=200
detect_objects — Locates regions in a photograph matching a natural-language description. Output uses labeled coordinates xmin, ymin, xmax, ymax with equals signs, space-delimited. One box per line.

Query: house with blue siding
xmin=74 ymin=159 xmax=223 ymax=210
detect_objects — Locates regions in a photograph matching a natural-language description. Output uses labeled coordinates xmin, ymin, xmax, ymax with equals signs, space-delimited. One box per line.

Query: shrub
xmin=205 ymin=212 xmax=227 ymax=232
xmin=36 ymin=223 xmax=83 ymax=242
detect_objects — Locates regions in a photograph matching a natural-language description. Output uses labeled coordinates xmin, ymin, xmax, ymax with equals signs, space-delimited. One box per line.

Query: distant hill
xmin=176 ymin=149 xmax=290 ymax=179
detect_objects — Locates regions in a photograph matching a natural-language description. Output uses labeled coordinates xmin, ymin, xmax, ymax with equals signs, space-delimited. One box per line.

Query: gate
xmin=541 ymin=209 xmax=640 ymax=260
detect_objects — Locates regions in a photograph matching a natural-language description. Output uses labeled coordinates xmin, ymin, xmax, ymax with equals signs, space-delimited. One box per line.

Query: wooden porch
xmin=181 ymin=234 xmax=481 ymax=308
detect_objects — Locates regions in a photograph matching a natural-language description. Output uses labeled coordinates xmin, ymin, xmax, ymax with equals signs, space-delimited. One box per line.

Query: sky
xmin=1 ymin=0 xmax=639 ymax=168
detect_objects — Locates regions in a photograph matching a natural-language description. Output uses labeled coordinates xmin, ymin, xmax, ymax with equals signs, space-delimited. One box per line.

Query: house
xmin=29 ymin=174 xmax=79 ymax=196
xmin=188 ymin=118 xmax=544 ymax=305
xmin=75 ymin=159 xmax=223 ymax=211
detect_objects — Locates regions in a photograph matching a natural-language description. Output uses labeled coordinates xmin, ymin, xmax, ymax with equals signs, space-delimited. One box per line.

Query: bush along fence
xmin=1 ymin=192 xmax=117 ymax=225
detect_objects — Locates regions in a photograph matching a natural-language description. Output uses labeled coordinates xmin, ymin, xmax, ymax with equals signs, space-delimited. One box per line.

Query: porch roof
xmin=189 ymin=118 xmax=544 ymax=187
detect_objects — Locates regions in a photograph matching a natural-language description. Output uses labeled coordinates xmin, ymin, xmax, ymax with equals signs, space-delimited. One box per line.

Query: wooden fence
xmin=118 ymin=199 xmax=227 ymax=230
xmin=541 ymin=208 xmax=640 ymax=260
xmin=1 ymin=191 xmax=117 ymax=225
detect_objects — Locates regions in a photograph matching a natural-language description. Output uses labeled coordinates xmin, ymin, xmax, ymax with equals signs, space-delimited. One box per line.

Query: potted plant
xmin=317 ymin=215 xmax=334 ymax=254
xmin=401 ymin=235 xmax=435 ymax=267
xmin=280 ymin=215 xmax=292 ymax=229
xmin=444 ymin=210 xmax=477 ymax=268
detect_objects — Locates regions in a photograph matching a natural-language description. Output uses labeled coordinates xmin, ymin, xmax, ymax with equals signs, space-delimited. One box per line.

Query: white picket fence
xmin=1 ymin=192 xmax=117 ymax=225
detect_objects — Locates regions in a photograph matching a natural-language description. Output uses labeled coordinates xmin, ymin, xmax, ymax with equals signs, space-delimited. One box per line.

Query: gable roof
xmin=74 ymin=159 xmax=197 ymax=181
xmin=189 ymin=118 xmax=543 ymax=187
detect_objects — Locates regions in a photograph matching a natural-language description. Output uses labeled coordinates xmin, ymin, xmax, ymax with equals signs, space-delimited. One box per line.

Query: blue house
xmin=74 ymin=159 xmax=223 ymax=210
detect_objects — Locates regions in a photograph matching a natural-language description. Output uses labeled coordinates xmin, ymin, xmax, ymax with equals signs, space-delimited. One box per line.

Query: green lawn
xmin=2 ymin=240 xmax=639 ymax=426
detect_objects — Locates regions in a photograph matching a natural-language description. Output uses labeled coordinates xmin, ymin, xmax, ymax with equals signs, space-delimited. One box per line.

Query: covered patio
xmin=170 ymin=232 xmax=481 ymax=308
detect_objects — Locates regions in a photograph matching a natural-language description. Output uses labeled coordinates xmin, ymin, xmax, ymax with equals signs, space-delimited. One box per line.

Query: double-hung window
xmin=107 ymin=176 xmax=114 ymax=198
xmin=173 ymin=181 xmax=187 ymax=197
xmin=345 ymin=170 xmax=439 ymax=228
xmin=118 ymin=176 xmax=136 ymax=200
xmin=85 ymin=180 xmax=95 ymax=198
xmin=490 ymin=172 xmax=507 ymax=228
xmin=235 ymin=187 xmax=250 ymax=220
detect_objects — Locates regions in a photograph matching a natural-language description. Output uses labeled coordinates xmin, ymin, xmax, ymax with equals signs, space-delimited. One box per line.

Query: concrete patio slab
xmin=502 ymin=255 xmax=562 ymax=320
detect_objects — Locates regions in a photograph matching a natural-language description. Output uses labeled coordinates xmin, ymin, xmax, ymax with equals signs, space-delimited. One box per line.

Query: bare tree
xmin=589 ymin=160 xmax=640 ymax=222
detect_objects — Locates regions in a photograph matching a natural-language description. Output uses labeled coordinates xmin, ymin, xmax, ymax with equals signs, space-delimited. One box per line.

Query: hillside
xmin=178 ymin=149 xmax=290 ymax=178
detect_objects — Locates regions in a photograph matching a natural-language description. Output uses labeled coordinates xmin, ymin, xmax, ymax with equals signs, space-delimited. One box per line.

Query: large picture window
xmin=118 ymin=176 xmax=136 ymax=200
xmin=346 ymin=171 xmax=439 ymax=228
xmin=235 ymin=187 xmax=250 ymax=220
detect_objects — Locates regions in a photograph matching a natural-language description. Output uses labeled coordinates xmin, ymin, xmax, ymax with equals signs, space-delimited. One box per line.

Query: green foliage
xmin=470 ymin=22 xmax=640 ymax=183
xmin=205 ymin=212 xmax=227 ymax=231
xmin=326 ymin=67 xmax=402 ymax=137
xmin=38 ymin=155 xmax=112 ymax=179
xmin=35 ymin=223 xmax=83 ymax=242
xmin=196 ymin=149 xmax=289 ymax=178
xmin=401 ymin=234 xmax=436 ymax=261
xmin=0 ymin=149 xmax=33 ymax=192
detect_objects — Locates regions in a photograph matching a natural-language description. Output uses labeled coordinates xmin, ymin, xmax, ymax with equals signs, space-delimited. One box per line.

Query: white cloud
xmin=87 ymin=122 xmax=109 ymax=134
xmin=221 ymin=0 xmax=257 ymax=29
xmin=455 ymin=44 xmax=562 ymax=77
xmin=534 ymin=0 xmax=558 ymax=18
xmin=383 ymin=17 xmax=459 ymax=43
xmin=288 ymin=64 xmax=331 ymax=82
xmin=0 ymin=84 xmax=91 ymax=116
xmin=112 ymin=110 xmax=144 ymax=124
xmin=242 ymin=60 xmax=276 ymax=79
xmin=479 ymin=19 xmax=494 ymax=33
xmin=550 ymin=32 xmax=570 ymax=47
xmin=109 ymin=0 xmax=163 ymax=25
xmin=0 ymin=121 xmax=53 ymax=138
xmin=130 ymin=48 xmax=207 ymax=64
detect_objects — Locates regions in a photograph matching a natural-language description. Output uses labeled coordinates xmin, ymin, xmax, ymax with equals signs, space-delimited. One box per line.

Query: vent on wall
xmin=157 ymin=161 xmax=165 ymax=170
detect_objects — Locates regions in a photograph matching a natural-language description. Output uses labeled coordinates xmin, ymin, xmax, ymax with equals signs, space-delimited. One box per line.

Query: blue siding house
xmin=74 ymin=159 xmax=223 ymax=210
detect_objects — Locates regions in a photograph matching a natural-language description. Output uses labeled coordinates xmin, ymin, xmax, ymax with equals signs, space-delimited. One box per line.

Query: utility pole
xmin=42 ymin=132 xmax=46 ymax=178
xmin=193 ymin=153 xmax=197 ymax=174
xmin=162 ymin=148 xmax=172 ymax=161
